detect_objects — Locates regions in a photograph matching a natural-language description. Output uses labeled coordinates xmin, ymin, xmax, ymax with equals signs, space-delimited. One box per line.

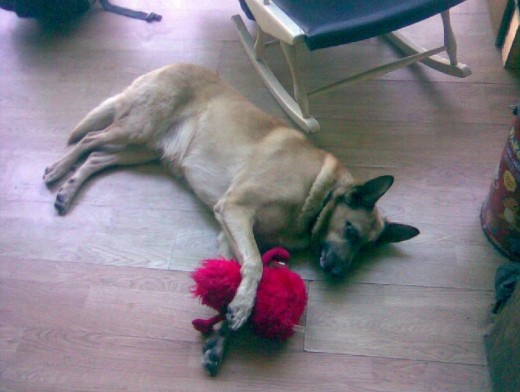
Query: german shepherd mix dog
xmin=43 ymin=64 xmax=419 ymax=375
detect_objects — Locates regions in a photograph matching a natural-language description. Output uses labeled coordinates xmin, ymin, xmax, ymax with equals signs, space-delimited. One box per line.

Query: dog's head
xmin=313 ymin=175 xmax=419 ymax=277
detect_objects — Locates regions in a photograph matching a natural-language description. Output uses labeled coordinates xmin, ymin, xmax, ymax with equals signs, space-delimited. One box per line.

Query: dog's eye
xmin=344 ymin=221 xmax=359 ymax=241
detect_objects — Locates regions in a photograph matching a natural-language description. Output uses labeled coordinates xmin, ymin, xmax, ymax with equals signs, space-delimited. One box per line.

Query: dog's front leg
xmin=202 ymin=320 xmax=230 ymax=376
xmin=214 ymin=198 xmax=262 ymax=331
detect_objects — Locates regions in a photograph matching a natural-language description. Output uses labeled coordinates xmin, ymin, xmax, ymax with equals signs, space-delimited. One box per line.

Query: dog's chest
xmin=253 ymin=206 xmax=311 ymax=251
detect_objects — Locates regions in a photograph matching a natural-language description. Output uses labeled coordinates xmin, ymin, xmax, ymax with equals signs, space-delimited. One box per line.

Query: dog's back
xmin=112 ymin=64 xmax=301 ymax=208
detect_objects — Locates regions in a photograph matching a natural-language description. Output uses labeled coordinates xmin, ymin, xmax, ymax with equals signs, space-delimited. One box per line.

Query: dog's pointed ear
xmin=378 ymin=222 xmax=420 ymax=243
xmin=349 ymin=175 xmax=394 ymax=209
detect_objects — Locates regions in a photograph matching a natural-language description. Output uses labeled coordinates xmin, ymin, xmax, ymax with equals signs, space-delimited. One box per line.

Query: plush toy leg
xmin=192 ymin=314 xmax=225 ymax=335
xmin=202 ymin=320 xmax=231 ymax=376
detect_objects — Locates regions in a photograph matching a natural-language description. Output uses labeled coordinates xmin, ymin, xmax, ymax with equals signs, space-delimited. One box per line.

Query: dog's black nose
xmin=321 ymin=261 xmax=333 ymax=273
xmin=330 ymin=266 xmax=347 ymax=278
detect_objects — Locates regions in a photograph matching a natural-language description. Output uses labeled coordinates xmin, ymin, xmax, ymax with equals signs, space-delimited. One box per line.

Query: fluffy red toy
xmin=191 ymin=247 xmax=307 ymax=341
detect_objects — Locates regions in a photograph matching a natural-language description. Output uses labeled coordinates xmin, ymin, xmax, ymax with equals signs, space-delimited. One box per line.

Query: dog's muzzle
xmin=319 ymin=243 xmax=354 ymax=277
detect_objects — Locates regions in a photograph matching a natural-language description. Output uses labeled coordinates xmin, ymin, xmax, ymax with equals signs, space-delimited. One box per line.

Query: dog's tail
xmin=68 ymin=95 xmax=118 ymax=144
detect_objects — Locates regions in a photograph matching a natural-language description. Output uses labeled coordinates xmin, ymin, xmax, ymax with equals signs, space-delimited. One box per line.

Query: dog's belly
xmin=160 ymin=100 xmax=272 ymax=208
xmin=154 ymin=114 xmax=236 ymax=207
xmin=183 ymin=166 xmax=233 ymax=208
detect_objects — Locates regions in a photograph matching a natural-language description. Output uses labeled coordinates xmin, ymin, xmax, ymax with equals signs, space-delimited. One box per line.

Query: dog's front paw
xmin=226 ymin=294 xmax=254 ymax=331
xmin=202 ymin=335 xmax=225 ymax=376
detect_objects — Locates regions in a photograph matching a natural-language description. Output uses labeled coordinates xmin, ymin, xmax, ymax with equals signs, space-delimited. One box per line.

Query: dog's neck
xmin=295 ymin=154 xmax=352 ymax=241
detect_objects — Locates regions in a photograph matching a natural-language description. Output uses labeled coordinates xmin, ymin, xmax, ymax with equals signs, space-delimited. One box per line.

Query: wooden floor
xmin=1 ymin=0 xmax=519 ymax=390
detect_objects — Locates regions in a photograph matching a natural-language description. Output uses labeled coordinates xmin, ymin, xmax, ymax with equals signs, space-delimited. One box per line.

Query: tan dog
xmin=43 ymin=64 xmax=419 ymax=375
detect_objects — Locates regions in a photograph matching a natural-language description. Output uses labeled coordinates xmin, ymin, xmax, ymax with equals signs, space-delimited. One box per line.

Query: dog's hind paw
xmin=43 ymin=167 xmax=56 ymax=185
xmin=54 ymin=189 xmax=72 ymax=215
xmin=43 ymin=163 xmax=67 ymax=185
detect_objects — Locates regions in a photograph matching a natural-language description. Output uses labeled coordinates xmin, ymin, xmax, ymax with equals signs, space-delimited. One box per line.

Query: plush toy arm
xmin=261 ymin=247 xmax=290 ymax=266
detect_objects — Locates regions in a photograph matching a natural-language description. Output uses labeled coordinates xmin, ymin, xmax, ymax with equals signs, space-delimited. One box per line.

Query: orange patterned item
xmin=481 ymin=104 xmax=520 ymax=261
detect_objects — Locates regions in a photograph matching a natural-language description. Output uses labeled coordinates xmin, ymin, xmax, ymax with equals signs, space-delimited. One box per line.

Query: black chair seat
xmin=271 ymin=0 xmax=465 ymax=50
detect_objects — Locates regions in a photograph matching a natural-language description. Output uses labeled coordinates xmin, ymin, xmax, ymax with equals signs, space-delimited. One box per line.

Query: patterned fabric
xmin=481 ymin=104 xmax=520 ymax=262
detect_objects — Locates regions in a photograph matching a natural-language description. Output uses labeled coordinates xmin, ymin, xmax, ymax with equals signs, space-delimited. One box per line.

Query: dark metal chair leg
xmin=98 ymin=0 xmax=162 ymax=22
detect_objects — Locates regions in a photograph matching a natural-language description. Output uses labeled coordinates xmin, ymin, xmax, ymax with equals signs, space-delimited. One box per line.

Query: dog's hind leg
xmin=68 ymin=95 xmax=119 ymax=145
xmin=43 ymin=126 xmax=129 ymax=185
xmin=53 ymin=146 xmax=159 ymax=214
xmin=202 ymin=321 xmax=230 ymax=377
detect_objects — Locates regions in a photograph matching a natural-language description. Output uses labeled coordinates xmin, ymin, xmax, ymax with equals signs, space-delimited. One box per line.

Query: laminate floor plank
xmin=305 ymin=281 xmax=494 ymax=365
xmin=0 ymin=259 xmax=490 ymax=392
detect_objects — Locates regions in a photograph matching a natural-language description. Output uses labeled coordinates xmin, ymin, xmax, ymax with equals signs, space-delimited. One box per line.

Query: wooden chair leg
xmin=233 ymin=15 xmax=320 ymax=132
xmin=280 ymin=41 xmax=310 ymax=119
xmin=254 ymin=28 xmax=267 ymax=60
xmin=384 ymin=10 xmax=471 ymax=78
xmin=441 ymin=10 xmax=458 ymax=65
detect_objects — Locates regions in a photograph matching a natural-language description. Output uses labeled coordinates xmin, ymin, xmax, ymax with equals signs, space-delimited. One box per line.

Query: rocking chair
xmin=233 ymin=0 xmax=471 ymax=132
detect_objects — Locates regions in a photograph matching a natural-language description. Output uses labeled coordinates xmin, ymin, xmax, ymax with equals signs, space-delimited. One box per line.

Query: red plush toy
xmin=191 ymin=247 xmax=307 ymax=340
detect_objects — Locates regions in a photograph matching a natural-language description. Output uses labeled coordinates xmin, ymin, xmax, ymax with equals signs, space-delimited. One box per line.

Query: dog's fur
xmin=43 ymin=64 xmax=419 ymax=375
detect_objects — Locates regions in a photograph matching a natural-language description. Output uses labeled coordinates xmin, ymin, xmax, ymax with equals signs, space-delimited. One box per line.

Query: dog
xmin=43 ymin=64 xmax=419 ymax=375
